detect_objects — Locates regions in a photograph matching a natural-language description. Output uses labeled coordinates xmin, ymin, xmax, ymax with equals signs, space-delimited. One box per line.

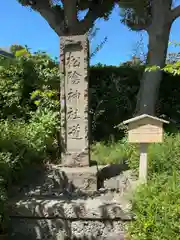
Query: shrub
xmin=0 ymin=152 xmax=10 ymax=234
xmin=0 ymin=183 xmax=8 ymax=234
xmin=28 ymin=108 xmax=59 ymax=157
xmin=0 ymin=110 xmax=59 ymax=182
xmin=92 ymin=133 xmax=180 ymax=174
xmin=89 ymin=64 xmax=180 ymax=142
xmin=89 ymin=65 xmax=141 ymax=141
xmin=127 ymin=172 xmax=180 ymax=240
xmin=91 ymin=137 xmax=138 ymax=165
xmin=0 ymin=51 xmax=61 ymax=233
xmin=128 ymin=133 xmax=180 ymax=177
xmin=0 ymin=50 xmax=60 ymax=183
xmin=0 ymin=112 xmax=59 ymax=232
xmin=0 ymin=152 xmax=14 ymax=181
xmin=0 ymin=52 xmax=60 ymax=121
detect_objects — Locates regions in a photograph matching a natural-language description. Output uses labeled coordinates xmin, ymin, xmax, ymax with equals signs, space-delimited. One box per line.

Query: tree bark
xmin=135 ymin=1 xmax=172 ymax=116
xmin=29 ymin=1 xmax=65 ymax=36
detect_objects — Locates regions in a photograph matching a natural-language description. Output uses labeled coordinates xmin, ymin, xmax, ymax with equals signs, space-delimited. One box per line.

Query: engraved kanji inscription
xmin=67 ymin=71 xmax=81 ymax=84
xmin=67 ymin=107 xmax=81 ymax=120
xmin=67 ymin=89 xmax=80 ymax=102
xmin=66 ymin=52 xmax=80 ymax=68
xmin=60 ymin=35 xmax=89 ymax=166
xmin=68 ymin=124 xmax=82 ymax=139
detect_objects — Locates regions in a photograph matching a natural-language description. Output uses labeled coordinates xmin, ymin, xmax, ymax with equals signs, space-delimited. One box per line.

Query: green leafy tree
xmin=119 ymin=0 xmax=180 ymax=115
xmin=0 ymin=49 xmax=60 ymax=120
xmin=10 ymin=44 xmax=29 ymax=55
xmin=163 ymin=43 xmax=180 ymax=76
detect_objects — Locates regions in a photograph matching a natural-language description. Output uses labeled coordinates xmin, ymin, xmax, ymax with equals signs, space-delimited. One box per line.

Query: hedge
xmin=89 ymin=64 xmax=180 ymax=142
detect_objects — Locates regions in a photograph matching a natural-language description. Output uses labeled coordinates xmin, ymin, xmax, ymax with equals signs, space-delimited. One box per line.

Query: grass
xmin=91 ymin=137 xmax=138 ymax=165
xmin=91 ymin=132 xmax=180 ymax=176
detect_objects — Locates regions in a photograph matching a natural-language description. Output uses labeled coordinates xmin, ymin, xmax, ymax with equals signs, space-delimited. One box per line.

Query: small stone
xmin=99 ymin=188 xmax=106 ymax=193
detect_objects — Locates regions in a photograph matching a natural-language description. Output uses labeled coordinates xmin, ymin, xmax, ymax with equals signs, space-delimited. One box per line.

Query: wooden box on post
xmin=123 ymin=114 xmax=169 ymax=183
xmin=123 ymin=114 xmax=169 ymax=143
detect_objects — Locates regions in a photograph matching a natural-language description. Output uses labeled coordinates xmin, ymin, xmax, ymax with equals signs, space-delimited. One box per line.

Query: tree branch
xmin=63 ymin=0 xmax=78 ymax=32
xmin=122 ymin=18 xmax=149 ymax=31
xmin=130 ymin=23 xmax=148 ymax=31
xmin=78 ymin=1 xmax=115 ymax=34
xmin=19 ymin=0 xmax=65 ymax=36
xmin=78 ymin=7 xmax=99 ymax=34
xmin=171 ymin=5 xmax=180 ymax=23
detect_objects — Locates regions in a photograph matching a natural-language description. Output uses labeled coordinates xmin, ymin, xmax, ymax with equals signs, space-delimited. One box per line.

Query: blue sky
xmin=1 ymin=1 xmax=180 ymax=65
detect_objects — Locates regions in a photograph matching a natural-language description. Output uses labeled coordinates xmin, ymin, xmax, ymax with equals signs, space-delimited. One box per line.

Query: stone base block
xmin=9 ymin=196 xmax=133 ymax=219
xmin=53 ymin=166 xmax=98 ymax=192
xmin=9 ymin=166 xmax=98 ymax=198
xmin=9 ymin=194 xmax=133 ymax=239
xmin=61 ymin=151 xmax=89 ymax=168
xmin=10 ymin=218 xmax=125 ymax=240
xmin=9 ymin=164 xmax=138 ymax=199
xmin=8 ymin=165 xmax=137 ymax=240
xmin=103 ymin=170 xmax=137 ymax=191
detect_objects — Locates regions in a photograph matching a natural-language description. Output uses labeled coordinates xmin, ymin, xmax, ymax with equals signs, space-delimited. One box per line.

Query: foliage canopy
xmin=17 ymin=0 xmax=117 ymax=35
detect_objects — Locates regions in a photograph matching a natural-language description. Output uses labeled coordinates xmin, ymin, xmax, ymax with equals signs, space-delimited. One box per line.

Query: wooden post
xmin=123 ymin=114 xmax=169 ymax=184
xmin=139 ymin=143 xmax=148 ymax=183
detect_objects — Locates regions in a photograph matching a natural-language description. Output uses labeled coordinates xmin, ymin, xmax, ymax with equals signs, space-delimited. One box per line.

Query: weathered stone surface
xmin=9 ymin=196 xmax=133 ymax=220
xmin=41 ymin=166 xmax=98 ymax=194
xmin=103 ymin=169 xmax=138 ymax=191
xmin=56 ymin=166 xmax=97 ymax=192
xmin=9 ymin=165 xmax=138 ymax=200
xmin=9 ymin=165 xmax=137 ymax=240
xmin=9 ymin=166 xmax=98 ymax=198
xmin=10 ymin=218 xmax=125 ymax=240
xmin=60 ymin=35 xmax=89 ymax=167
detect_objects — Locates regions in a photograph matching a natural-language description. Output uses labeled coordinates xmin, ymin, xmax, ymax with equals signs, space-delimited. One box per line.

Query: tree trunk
xmin=136 ymin=26 xmax=171 ymax=116
xmin=135 ymin=3 xmax=172 ymax=116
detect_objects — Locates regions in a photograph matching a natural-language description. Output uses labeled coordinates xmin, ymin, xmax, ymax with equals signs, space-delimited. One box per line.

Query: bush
xmin=127 ymin=172 xmax=180 ymax=240
xmin=0 ymin=110 xmax=59 ymax=182
xmin=0 ymin=50 xmax=60 ymax=232
xmin=89 ymin=64 xmax=180 ymax=142
xmin=0 ymin=111 xmax=59 ymax=232
xmin=89 ymin=65 xmax=141 ymax=141
xmin=128 ymin=133 xmax=180 ymax=177
xmin=91 ymin=137 xmax=138 ymax=165
xmin=0 ymin=52 xmax=60 ymax=121
xmin=0 ymin=51 xmax=60 ymax=180
xmin=0 ymin=152 xmax=10 ymax=233
xmin=0 ymin=183 xmax=8 ymax=234
xmin=92 ymin=133 xmax=180 ymax=176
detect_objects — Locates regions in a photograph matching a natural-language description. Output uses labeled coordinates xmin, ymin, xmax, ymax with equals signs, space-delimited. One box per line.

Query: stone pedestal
xmin=60 ymin=35 xmax=89 ymax=167
xmin=9 ymin=165 xmax=136 ymax=239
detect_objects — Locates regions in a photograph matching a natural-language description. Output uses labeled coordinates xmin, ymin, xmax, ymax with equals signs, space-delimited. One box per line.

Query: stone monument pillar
xmin=60 ymin=35 xmax=89 ymax=167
